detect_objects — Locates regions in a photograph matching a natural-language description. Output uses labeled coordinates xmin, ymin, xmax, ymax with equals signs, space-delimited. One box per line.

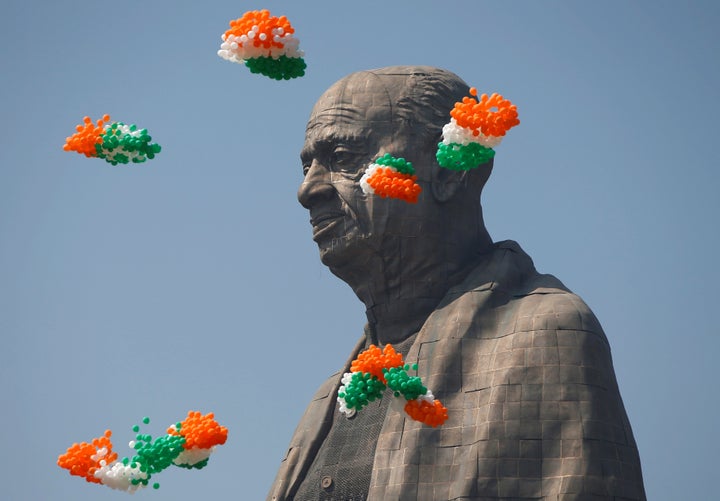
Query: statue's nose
xmin=298 ymin=161 xmax=334 ymax=209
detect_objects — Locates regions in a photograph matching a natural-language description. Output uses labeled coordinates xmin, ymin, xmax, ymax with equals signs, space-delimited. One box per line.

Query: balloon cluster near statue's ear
xmin=437 ymin=88 xmax=519 ymax=171
xmin=436 ymin=142 xmax=495 ymax=171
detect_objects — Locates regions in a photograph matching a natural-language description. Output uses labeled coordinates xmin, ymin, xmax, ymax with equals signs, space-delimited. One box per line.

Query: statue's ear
xmin=430 ymin=162 xmax=469 ymax=203
xmin=429 ymin=131 xmax=494 ymax=202
xmin=428 ymin=131 xmax=466 ymax=203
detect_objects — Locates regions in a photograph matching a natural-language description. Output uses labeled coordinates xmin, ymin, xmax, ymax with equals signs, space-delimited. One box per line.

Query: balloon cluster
xmin=359 ymin=153 xmax=422 ymax=204
xmin=436 ymin=88 xmax=519 ymax=171
xmin=57 ymin=411 xmax=228 ymax=493
xmin=217 ymin=9 xmax=306 ymax=80
xmin=63 ymin=115 xmax=161 ymax=166
xmin=337 ymin=344 xmax=448 ymax=427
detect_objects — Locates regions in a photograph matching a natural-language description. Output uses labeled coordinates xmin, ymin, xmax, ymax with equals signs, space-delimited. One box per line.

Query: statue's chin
xmin=318 ymin=239 xmax=356 ymax=268
xmin=317 ymin=234 xmax=375 ymax=275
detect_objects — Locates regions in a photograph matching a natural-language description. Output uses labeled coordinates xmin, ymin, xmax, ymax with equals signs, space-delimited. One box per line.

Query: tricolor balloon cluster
xmin=57 ymin=411 xmax=228 ymax=493
xmin=338 ymin=344 xmax=448 ymax=427
xmin=217 ymin=9 xmax=306 ymax=80
xmin=359 ymin=154 xmax=422 ymax=204
xmin=63 ymin=115 xmax=161 ymax=166
xmin=436 ymin=88 xmax=520 ymax=171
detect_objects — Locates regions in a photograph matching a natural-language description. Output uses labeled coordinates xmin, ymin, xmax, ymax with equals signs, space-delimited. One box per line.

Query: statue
xmin=267 ymin=66 xmax=646 ymax=500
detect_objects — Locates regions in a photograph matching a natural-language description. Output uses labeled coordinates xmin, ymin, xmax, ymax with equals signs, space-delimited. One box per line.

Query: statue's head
xmin=299 ymin=66 xmax=493 ymax=282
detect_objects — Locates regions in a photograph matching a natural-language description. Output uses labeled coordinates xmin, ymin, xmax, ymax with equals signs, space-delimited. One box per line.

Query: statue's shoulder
xmin=510 ymin=276 xmax=605 ymax=339
xmin=485 ymin=240 xmax=604 ymax=335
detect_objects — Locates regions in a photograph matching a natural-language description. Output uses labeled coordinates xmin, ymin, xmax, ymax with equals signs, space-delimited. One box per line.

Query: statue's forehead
xmin=308 ymin=75 xmax=395 ymax=127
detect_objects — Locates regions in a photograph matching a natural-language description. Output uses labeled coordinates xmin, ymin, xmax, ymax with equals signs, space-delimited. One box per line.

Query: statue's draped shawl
xmin=267 ymin=241 xmax=645 ymax=500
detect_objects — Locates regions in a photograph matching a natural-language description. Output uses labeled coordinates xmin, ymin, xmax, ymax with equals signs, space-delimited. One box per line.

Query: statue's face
xmin=298 ymin=75 xmax=417 ymax=269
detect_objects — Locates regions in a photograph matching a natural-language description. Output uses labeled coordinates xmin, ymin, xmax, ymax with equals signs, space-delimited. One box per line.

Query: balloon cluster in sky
xmin=57 ymin=411 xmax=228 ymax=493
xmin=217 ymin=9 xmax=306 ymax=80
xmin=360 ymin=154 xmax=422 ymax=204
xmin=437 ymin=88 xmax=520 ymax=171
xmin=63 ymin=115 xmax=162 ymax=166
xmin=63 ymin=10 xmax=306 ymax=166
xmin=337 ymin=344 xmax=448 ymax=427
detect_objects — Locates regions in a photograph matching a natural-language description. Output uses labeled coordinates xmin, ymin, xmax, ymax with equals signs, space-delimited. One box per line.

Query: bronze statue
xmin=268 ymin=66 xmax=645 ymax=500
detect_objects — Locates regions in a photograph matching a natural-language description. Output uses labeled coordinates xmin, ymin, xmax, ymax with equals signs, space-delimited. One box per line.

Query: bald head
xmin=309 ymin=66 xmax=473 ymax=152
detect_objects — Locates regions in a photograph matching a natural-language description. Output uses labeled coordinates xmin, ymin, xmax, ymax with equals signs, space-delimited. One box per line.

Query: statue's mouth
xmin=310 ymin=211 xmax=348 ymax=242
xmin=310 ymin=211 xmax=345 ymax=227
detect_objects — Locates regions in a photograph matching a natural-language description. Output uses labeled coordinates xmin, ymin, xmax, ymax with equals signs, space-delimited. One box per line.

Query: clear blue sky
xmin=1 ymin=1 xmax=718 ymax=499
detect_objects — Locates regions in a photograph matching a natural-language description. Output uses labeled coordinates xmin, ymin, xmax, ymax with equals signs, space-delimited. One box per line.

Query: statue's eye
xmin=330 ymin=146 xmax=360 ymax=172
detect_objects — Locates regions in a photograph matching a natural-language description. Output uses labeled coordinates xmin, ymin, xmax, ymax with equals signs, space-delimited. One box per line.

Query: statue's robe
xmin=268 ymin=241 xmax=646 ymax=500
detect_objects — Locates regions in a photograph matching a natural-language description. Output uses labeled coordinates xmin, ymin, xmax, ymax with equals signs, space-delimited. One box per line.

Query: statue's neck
xmin=363 ymin=296 xmax=443 ymax=344
xmin=353 ymin=239 xmax=493 ymax=345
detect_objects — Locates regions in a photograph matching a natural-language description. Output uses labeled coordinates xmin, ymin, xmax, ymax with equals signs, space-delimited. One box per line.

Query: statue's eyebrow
xmin=300 ymin=131 xmax=367 ymax=161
